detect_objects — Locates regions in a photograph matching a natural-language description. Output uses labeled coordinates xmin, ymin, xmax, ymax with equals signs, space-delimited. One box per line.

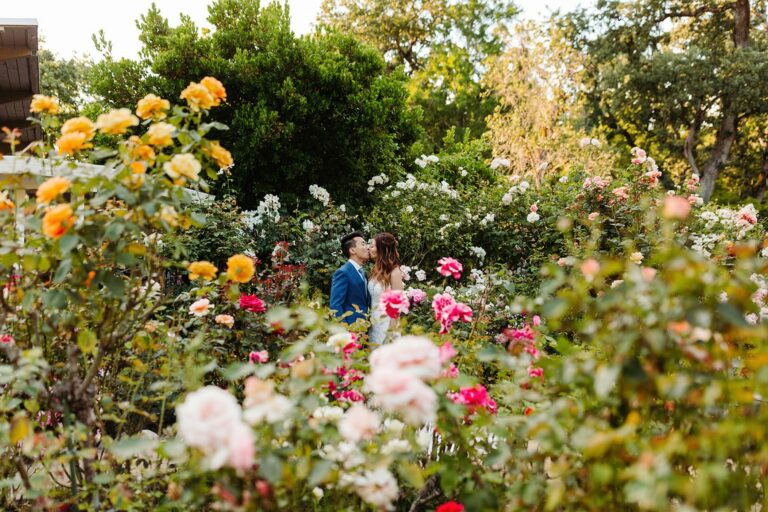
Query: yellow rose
xmin=0 ymin=191 xmax=15 ymax=211
xmin=136 ymin=93 xmax=170 ymax=120
xmin=61 ymin=117 xmax=96 ymax=140
xmin=201 ymin=77 xmax=226 ymax=106
xmin=227 ymin=254 xmax=255 ymax=283
xmin=126 ymin=136 xmax=156 ymax=162
xmin=42 ymin=203 xmax=75 ymax=239
xmin=188 ymin=261 xmax=218 ymax=281
xmin=56 ymin=132 xmax=93 ymax=155
xmin=30 ymin=94 xmax=60 ymax=115
xmin=180 ymin=82 xmax=215 ymax=110
xmin=206 ymin=141 xmax=233 ymax=168
xmin=96 ymin=108 xmax=139 ymax=135
xmin=159 ymin=205 xmax=179 ymax=227
xmin=36 ymin=176 xmax=71 ymax=205
xmin=163 ymin=153 xmax=201 ymax=183
xmin=146 ymin=122 xmax=175 ymax=146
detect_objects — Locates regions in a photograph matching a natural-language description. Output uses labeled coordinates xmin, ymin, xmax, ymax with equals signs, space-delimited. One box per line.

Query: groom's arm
xmin=329 ymin=269 xmax=348 ymax=319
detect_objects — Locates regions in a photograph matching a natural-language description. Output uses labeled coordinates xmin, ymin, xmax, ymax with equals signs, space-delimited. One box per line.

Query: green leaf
xmin=109 ymin=436 xmax=159 ymax=460
xmin=101 ymin=272 xmax=126 ymax=298
xmin=397 ymin=462 xmax=424 ymax=489
xmin=105 ymin=222 xmax=125 ymax=242
xmin=77 ymin=330 xmax=98 ymax=355
xmin=53 ymin=259 xmax=72 ymax=283
xmin=221 ymin=363 xmax=255 ymax=381
xmin=58 ymin=234 xmax=79 ymax=254
xmin=260 ymin=454 xmax=284 ymax=483
xmin=42 ymin=289 xmax=67 ymax=309
xmin=308 ymin=459 xmax=334 ymax=487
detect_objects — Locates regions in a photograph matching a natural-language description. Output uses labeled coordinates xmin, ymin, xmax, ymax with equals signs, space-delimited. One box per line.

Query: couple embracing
xmin=329 ymin=231 xmax=404 ymax=344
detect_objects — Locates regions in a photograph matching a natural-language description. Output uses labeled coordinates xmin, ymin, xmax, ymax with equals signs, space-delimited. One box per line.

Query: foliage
xmin=319 ymin=0 xmax=518 ymax=148
xmin=86 ymin=0 xmax=422 ymax=211
xmin=39 ymin=47 xmax=91 ymax=111
xmin=561 ymin=0 xmax=768 ymax=201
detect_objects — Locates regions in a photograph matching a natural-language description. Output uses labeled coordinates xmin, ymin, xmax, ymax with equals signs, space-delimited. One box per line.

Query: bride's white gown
xmin=368 ymin=279 xmax=389 ymax=344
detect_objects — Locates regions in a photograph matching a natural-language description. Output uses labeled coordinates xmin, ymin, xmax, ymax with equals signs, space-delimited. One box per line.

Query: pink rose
xmin=406 ymin=288 xmax=427 ymax=304
xmin=227 ymin=422 xmax=255 ymax=471
xmin=447 ymin=384 xmax=497 ymax=414
xmin=630 ymin=147 xmax=647 ymax=164
xmin=530 ymin=203 xmax=538 ymax=213
xmin=437 ymin=257 xmax=463 ymax=279
xmin=662 ymin=195 xmax=691 ymax=220
xmin=249 ymin=350 xmax=269 ymax=363
xmin=215 ymin=314 xmax=235 ymax=328
xmin=0 ymin=334 xmax=14 ymax=344
xmin=380 ymin=289 xmax=410 ymax=319
xmin=527 ymin=366 xmax=544 ymax=378
xmin=588 ymin=212 xmax=599 ymax=221
xmin=441 ymin=363 xmax=459 ymax=378
xmin=438 ymin=342 xmax=457 ymax=364
xmin=370 ymin=335 xmax=442 ymax=380
xmin=580 ymin=258 xmax=600 ymax=279
xmin=532 ymin=315 xmax=541 ymax=327
xmin=240 ymin=294 xmax=266 ymax=313
xmin=338 ymin=404 xmax=380 ymax=442
xmin=365 ymin=370 xmax=437 ymax=425
xmin=612 ymin=186 xmax=629 ymax=200
xmin=641 ymin=267 xmax=657 ymax=282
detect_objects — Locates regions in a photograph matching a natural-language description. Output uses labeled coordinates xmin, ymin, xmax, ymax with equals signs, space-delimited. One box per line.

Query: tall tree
xmin=88 ymin=0 xmax=421 ymax=209
xmin=484 ymin=20 xmax=616 ymax=183
xmin=319 ymin=0 xmax=518 ymax=148
xmin=38 ymin=47 xmax=91 ymax=111
xmin=564 ymin=0 xmax=768 ymax=201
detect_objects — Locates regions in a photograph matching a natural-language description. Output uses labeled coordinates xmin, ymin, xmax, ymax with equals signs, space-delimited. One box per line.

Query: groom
xmin=330 ymin=232 xmax=370 ymax=324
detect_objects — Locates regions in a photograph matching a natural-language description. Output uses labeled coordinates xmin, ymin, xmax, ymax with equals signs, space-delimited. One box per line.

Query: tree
xmin=564 ymin=0 xmax=768 ymax=201
xmin=319 ymin=0 xmax=518 ymax=148
xmin=484 ymin=20 xmax=616 ymax=183
xmin=87 ymin=0 xmax=421 ymax=210
xmin=38 ymin=47 xmax=91 ymax=111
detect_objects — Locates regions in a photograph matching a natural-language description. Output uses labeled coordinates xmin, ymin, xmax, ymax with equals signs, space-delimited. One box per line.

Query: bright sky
xmin=2 ymin=0 xmax=588 ymax=60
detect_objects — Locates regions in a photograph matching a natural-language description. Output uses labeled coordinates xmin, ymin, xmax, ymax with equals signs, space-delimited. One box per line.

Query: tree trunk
xmin=755 ymin=149 xmax=768 ymax=200
xmin=699 ymin=111 xmax=738 ymax=201
xmin=694 ymin=0 xmax=750 ymax=201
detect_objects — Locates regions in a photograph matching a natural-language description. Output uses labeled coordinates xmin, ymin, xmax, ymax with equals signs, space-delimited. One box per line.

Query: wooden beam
xmin=0 ymin=47 xmax=32 ymax=61
xmin=0 ymin=90 xmax=30 ymax=107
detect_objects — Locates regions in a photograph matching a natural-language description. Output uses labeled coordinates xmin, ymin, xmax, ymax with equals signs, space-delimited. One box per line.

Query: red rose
xmin=436 ymin=501 xmax=465 ymax=512
xmin=239 ymin=293 xmax=266 ymax=313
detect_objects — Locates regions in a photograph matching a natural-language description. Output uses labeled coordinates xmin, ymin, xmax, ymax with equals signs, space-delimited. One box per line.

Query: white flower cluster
xmin=390 ymin=174 xmax=459 ymax=199
xmin=696 ymin=204 xmax=759 ymax=242
xmin=415 ymin=269 xmax=427 ymax=281
xmin=502 ymin=180 xmax=530 ymax=205
xmin=690 ymin=232 xmax=723 ymax=258
xmin=750 ymin=273 xmax=768 ymax=322
xmin=244 ymin=194 xmax=281 ymax=227
xmin=490 ymin=157 xmax=511 ymax=170
xmin=400 ymin=265 xmax=411 ymax=281
xmin=414 ymin=154 xmax=439 ymax=168
xmin=309 ymin=184 xmax=330 ymax=206
xmin=367 ymin=173 xmax=389 ymax=192
xmin=302 ymin=219 xmax=317 ymax=233
xmin=480 ymin=213 xmax=495 ymax=226
xmin=470 ymin=246 xmax=486 ymax=261
xmin=579 ymin=137 xmax=601 ymax=148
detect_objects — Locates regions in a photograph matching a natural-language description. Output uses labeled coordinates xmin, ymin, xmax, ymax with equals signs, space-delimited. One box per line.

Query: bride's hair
xmin=370 ymin=232 xmax=400 ymax=284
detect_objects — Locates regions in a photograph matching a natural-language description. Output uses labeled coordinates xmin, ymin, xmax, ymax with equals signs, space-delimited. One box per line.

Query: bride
xmin=367 ymin=232 xmax=404 ymax=344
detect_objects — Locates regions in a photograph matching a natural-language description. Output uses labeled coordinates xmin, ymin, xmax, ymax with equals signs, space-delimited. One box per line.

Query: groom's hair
xmin=341 ymin=231 xmax=365 ymax=258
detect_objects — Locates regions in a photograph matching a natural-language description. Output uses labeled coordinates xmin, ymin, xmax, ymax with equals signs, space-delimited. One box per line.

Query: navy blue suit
xmin=330 ymin=261 xmax=369 ymax=324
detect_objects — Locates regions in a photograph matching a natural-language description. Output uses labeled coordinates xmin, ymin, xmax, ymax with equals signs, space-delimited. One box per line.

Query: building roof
xmin=0 ymin=19 xmax=40 ymax=154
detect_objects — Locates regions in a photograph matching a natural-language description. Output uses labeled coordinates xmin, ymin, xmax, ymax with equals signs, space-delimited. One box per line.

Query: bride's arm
xmin=389 ymin=268 xmax=404 ymax=330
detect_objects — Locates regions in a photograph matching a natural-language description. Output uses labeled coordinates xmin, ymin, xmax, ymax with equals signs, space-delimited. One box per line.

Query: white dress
xmin=368 ymin=279 xmax=389 ymax=345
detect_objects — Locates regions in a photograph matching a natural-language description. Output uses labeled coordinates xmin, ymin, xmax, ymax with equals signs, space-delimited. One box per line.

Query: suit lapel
xmin=347 ymin=262 xmax=367 ymax=301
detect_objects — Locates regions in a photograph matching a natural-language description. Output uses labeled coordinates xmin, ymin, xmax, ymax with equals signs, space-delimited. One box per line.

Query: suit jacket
xmin=330 ymin=261 xmax=369 ymax=324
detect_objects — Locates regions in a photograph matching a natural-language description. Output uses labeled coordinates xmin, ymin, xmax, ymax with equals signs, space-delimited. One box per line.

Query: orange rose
xmin=226 ymin=254 xmax=255 ymax=283
xmin=146 ymin=123 xmax=175 ymax=147
xmin=42 ymin=203 xmax=75 ymax=239
xmin=0 ymin=191 xmax=14 ymax=211
xmin=96 ymin=108 xmax=139 ymax=135
xmin=180 ymin=82 xmax=215 ymax=110
xmin=61 ymin=117 xmax=96 ymax=140
xmin=201 ymin=77 xmax=226 ymax=106
xmin=36 ymin=176 xmax=71 ymax=204
xmin=206 ymin=141 xmax=233 ymax=168
xmin=136 ymin=93 xmax=170 ymax=120
xmin=30 ymin=94 xmax=60 ymax=115
xmin=56 ymin=132 xmax=92 ymax=156
xmin=188 ymin=261 xmax=218 ymax=281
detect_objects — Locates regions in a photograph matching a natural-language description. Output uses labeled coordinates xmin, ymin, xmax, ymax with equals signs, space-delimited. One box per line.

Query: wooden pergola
xmin=0 ymin=18 xmax=40 ymax=155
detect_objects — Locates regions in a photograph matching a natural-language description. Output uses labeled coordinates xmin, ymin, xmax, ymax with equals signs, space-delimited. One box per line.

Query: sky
xmin=2 ymin=0 xmax=588 ymax=60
